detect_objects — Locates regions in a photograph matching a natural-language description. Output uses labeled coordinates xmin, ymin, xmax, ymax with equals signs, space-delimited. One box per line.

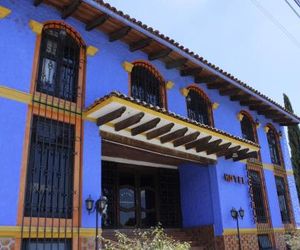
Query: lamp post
xmin=85 ymin=195 xmax=108 ymax=250
xmin=230 ymin=207 xmax=244 ymax=250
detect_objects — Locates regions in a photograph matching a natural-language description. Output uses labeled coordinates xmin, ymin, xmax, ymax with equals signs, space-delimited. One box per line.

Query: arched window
xmin=131 ymin=62 xmax=166 ymax=108
xmin=186 ymin=86 xmax=213 ymax=126
xmin=240 ymin=112 xmax=257 ymax=143
xmin=266 ymin=125 xmax=282 ymax=165
xmin=37 ymin=23 xmax=84 ymax=102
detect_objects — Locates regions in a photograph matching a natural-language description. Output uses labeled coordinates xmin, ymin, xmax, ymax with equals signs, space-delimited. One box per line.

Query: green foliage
xmin=101 ymin=225 xmax=191 ymax=250
xmin=285 ymin=231 xmax=300 ymax=250
xmin=283 ymin=94 xmax=300 ymax=200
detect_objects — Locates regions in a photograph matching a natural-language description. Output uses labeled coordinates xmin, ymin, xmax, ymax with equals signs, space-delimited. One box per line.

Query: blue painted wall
xmin=179 ymin=164 xmax=214 ymax=228
xmin=0 ymin=0 xmax=299 ymax=233
xmin=0 ymin=99 xmax=27 ymax=225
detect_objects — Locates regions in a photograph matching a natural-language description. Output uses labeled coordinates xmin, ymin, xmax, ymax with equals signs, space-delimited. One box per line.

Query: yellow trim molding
xmin=237 ymin=112 xmax=244 ymax=121
xmin=166 ymin=81 xmax=174 ymax=90
xmin=0 ymin=86 xmax=31 ymax=104
xmin=86 ymin=95 xmax=260 ymax=152
xmin=122 ymin=61 xmax=134 ymax=73
xmin=223 ymin=228 xmax=257 ymax=235
xmin=212 ymin=102 xmax=219 ymax=110
xmin=29 ymin=20 xmax=43 ymax=35
xmin=0 ymin=5 xmax=11 ymax=19
xmin=180 ymin=87 xmax=189 ymax=97
xmin=263 ymin=163 xmax=274 ymax=171
xmin=286 ymin=169 xmax=294 ymax=176
xmin=0 ymin=226 xmax=99 ymax=238
xmin=87 ymin=45 xmax=99 ymax=56
xmin=256 ymin=122 xmax=261 ymax=129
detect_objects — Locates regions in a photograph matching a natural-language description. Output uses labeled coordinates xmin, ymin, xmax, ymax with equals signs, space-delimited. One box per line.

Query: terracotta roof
xmin=86 ymin=91 xmax=260 ymax=148
xmin=87 ymin=0 xmax=300 ymax=123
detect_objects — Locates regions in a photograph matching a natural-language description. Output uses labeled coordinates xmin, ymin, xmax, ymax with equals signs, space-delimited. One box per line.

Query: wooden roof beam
xmin=249 ymin=104 xmax=270 ymax=111
xmin=96 ymin=106 xmax=126 ymax=126
xmin=233 ymin=151 xmax=258 ymax=162
xmin=225 ymin=148 xmax=249 ymax=160
xmin=85 ymin=14 xmax=109 ymax=31
xmin=146 ymin=123 xmax=174 ymax=140
xmin=148 ymin=49 xmax=172 ymax=61
xmin=195 ymin=75 xmax=218 ymax=84
xmin=130 ymin=38 xmax=152 ymax=52
xmin=217 ymin=145 xmax=241 ymax=157
xmin=62 ymin=0 xmax=81 ymax=19
xmin=257 ymin=109 xmax=279 ymax=116
xmin=197 ymin=139 xmax=222 ymax=153
xmin=206 ymin=82 xmax=228 ymax=89
xmin=207 ymin=142 xmax=232 ymax=155
xmin=166 ymin=58 xmax=188 ymax=69
xmin=173 ymin=131 xmax=200 ymax=147
xmin=185 ymin=136 xmax=212 ymax=150
xmin=131 ymin=117 xmax=161 ymax=136
xmin=230 ymin=94 xmax=251 ymax=101
xmin=180 ymin=67 xmax=203 ymax=77
xmin=109 ymin=26 xmax=131 ymax=42
xmin=160 ymin=127 xmax=188 ymax=144
xmin=219 ymin=88 xmax=241 ymax=96
xmin=240 ymin=99 xmax=263 ymax=106
xmin=115 ymin=112 xmax=144 ymax=131
xmin=33 ymin=0 xmax=43 ymax=6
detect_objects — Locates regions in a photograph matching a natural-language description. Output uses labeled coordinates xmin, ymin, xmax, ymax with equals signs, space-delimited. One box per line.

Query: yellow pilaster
xmin=122 ymin=61 xmax=134 ymax=73
xmin=29 ymin=20 xmax=43 ymax=35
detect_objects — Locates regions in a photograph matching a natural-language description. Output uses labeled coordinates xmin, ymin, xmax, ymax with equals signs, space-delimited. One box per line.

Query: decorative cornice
xmin=166 ymin=81 xmax=174 ymax=90
xmin=264 ymin=126 xmax=270 ymax=133
xmin=0 ymin=5 xmax=11 ymax=19
xmin=237 ymin=112 xmax=244 ymax=121
xmin=29 ymin=20 xmax=43 ymax=35
xmin=122 ymin=61 xmax=134 ymax=73
xmin=180 ymin=87 xmax=189 ymax=97
xmin=212 ymin=102 xmax=219 ymax=110
xmin=86 ymin=45 xmax=99 ymax=56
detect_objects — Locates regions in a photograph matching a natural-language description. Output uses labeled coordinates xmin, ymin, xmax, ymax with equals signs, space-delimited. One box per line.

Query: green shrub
xmin=285 ymin=231 xmax=300 ymax=250
xmin=101 ymin=225 xmax=191 ymax=250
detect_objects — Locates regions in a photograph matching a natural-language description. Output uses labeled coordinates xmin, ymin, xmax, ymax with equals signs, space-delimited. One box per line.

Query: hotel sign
xmin=224 ymin=173 xmax=245 ymax=184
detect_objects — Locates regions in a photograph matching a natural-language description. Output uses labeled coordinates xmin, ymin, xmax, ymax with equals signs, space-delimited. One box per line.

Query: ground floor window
xmin=102 ymin=161 xmax=182 ymax=229
xmin=257 ymin=234 xmax=272 ymax=250
xmin=275 ymin=176 xmax=290 ymax=223
xmin=22 ymin=239 xmax=71 ymax=250
xmin=248 ymin=170 xmax=267 ymax=223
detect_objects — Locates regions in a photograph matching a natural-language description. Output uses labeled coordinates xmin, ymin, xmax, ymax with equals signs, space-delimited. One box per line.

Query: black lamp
xmin=231 ymin=207 xmax=238 ymax=219
xmin=85 ymin=195 xmax=94 ymax=214
xmin=239 ymin=207 xmax=245 ymax=219
xmin=96 ymin=196 xmax=108 ymax=215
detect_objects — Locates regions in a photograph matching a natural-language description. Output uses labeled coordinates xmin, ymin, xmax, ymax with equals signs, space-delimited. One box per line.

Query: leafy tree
xmin=283 ymin=94 xmax=300 ymax=200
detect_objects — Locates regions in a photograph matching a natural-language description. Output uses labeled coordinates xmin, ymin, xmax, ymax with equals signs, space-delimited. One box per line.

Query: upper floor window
xmin=37 ymin=25 xmax=82 ymax=102
xmin=266 ymin=126 xmax=282 ymax=166
xmin=131 ymin=62 xmax=166 ymax=108
xmin=186 ymin=87 xmax=213 ymax=126
xmin=275 ymin=176 xmax=290 ymax=223
xmin=240 ymin=112 xmax=257 ymax=143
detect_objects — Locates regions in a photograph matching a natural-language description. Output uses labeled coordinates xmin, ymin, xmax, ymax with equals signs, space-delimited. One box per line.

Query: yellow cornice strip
xmin=86 ymin=96 xmax=260 ymax=151
xmin=286 ymin=169 xmax=294 ymax=176
xmin=223 ymin=228 xmax=257 ymax=235
xmin=0 ymin=86 xmax=31 ymax=104
xmin=263 ymin=163 xmax=274 ymax=171
xmin=0 ymin=6 xmax=11 ymax=19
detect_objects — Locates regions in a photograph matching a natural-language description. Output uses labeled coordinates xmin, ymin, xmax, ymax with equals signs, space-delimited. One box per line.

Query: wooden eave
xmin=85 ymin=92 xmax=260 ymax=164
xmin=35 ymin=0 xmax=300 ymax=126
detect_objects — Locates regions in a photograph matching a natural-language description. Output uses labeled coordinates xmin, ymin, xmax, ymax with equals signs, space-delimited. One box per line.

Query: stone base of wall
xmin=274 ymin=231 xmax=286 ymax=250
xmin=0 ymin=238 xmax=15 ymax=250
xmin=215 ymin=234 xmax=259 ymax=250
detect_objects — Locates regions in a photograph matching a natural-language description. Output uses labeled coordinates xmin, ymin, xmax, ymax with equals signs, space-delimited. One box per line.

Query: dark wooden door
xmin=117 ymin=168 xmax=158 ymax=228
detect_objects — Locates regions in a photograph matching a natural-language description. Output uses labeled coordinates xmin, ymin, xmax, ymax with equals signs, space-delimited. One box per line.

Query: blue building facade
xmin=0 ymin=0 xmax=299 ymax=249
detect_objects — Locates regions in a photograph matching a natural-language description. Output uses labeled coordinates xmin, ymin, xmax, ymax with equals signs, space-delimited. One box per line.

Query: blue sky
xmin=105 ymin=0 xmax=300 ymax=115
